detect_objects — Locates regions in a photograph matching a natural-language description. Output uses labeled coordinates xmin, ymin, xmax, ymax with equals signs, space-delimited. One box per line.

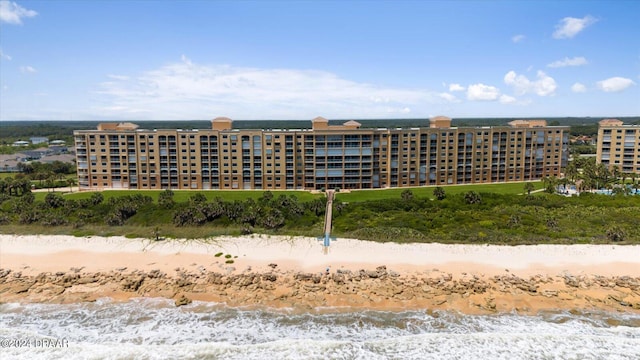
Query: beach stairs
xmin=317 ymin=232 xmax=337 ymax=247
xmin=318 ymin=189 xmax=336 ymax=252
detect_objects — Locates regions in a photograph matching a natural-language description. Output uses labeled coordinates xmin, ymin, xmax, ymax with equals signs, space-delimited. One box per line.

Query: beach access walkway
xmin=319 ymin=190 xmax=335 ymax=252
xmin=324 ymin=190 xmax=334 ymax=236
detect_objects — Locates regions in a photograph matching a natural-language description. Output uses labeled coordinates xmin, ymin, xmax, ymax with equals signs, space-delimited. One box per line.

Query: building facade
xmin=596 ymin=119 xmax=640 ymax=174
xmin=74 ymin=117 xmax=569 ymax=191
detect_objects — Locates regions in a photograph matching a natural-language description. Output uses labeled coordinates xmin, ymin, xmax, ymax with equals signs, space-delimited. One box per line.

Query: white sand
xmin=1 ymin=234 xmax=639 ymax=277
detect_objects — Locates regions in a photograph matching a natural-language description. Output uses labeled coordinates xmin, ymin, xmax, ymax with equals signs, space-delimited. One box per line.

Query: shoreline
xmin=1 ymin=234 xmax=639 ymax=315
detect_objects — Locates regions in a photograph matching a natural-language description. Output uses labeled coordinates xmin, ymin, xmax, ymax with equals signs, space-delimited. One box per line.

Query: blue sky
xmin=0 ymin=0 xmax=638 ymax=121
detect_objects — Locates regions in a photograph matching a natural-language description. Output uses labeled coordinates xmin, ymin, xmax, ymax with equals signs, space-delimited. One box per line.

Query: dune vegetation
xmin=0 ymin=182 xmax=638 ymax=244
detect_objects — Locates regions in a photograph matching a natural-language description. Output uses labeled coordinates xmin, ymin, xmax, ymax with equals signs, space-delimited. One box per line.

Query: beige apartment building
xmin=596 ymin=119 xmax=640 ymax=174
xmin=74 ymin=116 xmax=569 ymax=191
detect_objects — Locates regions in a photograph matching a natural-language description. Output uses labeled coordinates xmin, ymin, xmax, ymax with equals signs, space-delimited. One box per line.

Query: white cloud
xmin=107 ymin=74 xmax=129 ymax=81
xmin=466 ymin=84 xmax=500 ymax=101
xmin=0 ymin=49 xmax=11 ymax=60
xmin=511 ymin=34 xmax=525 ymax=43
xmin=499 ymin=95 xmax=517 ymax=104
xmin=571 ymin=82 xmax=587 ymax=93
xmin=0 ymin=0 xmax=37 ymax=24
xmin=531 ymin=72 xmax=557 ymax=96
xmin=371 ymin=96 xmax=389 ymax=103
xmin=547 ymin=56 xmax=588 ymax=68
xmin=19 ymin=65 xmax=36 ymax=73
xmin=504 ymin=71 xmax=528 ymax=95
xmin=95 ymin=57 xmax=445 ymax=119
xmin=504 ymin=70 xmax=556 ymax=96
xmin=180 ymin=54 xmax=192 ymax=65
xmin=448 ymin=83 xmax=465 ymax=92
xmin=552 ymin=16 xmax=596 ymax=39
xmin=596 ymin=77 xmax=636 ymax=92
xmin=438 ymin=93 xmax=460 ymax=103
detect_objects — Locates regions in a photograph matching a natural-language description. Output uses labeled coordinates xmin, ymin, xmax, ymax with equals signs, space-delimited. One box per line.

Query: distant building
xmin=48 ymin=145 xmax=69 ymax=154
xmin=20 ymin=148 xmax=52 ymax=160
xmin=571 ymin=135 xmax=594 ymax=145
xmin=74 ymin=116 xmax=569 ymax=191
xmin=12 ymin=140 xmax=29 ymax=147
xmin=0 ymin=160 xmax=20 ymax=172
xmin=596 ymin=119 xmax=640 ymax=174
xmin=0 ymin=154 xmax=27 ymax=172
xmin=507 ymin=120 xmax=548 ymax=128
xmin=39 ymin=154 xmax=76 ymax=164
xmin=30 ymin=137 xmax=49 ymax=145
xmin=49 ymin=140 xmax=66 ymax=146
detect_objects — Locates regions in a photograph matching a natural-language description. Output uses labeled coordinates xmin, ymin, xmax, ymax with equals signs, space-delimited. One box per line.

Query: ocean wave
xmin=1 ymin=299 xmax=639 ymax=359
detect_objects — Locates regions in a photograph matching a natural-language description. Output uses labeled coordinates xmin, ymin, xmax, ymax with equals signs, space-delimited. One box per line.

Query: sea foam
xmin=1 ymin=299 xmax=639 ymax=360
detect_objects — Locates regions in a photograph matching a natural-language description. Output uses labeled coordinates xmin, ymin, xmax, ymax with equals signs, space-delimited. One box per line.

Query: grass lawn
xmin=33 ymin=182 xmax=543 ymax=203
xmin=0 ymin=173 xmax=19 ymax=180
xmin=334 ymin=181 xmax=543 ymax=202
xmin=55 ymin=189 xmax=322 ymax=203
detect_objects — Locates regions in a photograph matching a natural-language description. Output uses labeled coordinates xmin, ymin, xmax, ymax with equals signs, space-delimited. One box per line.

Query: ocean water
xmin=1 ymin=298 xmax=639 ymax=360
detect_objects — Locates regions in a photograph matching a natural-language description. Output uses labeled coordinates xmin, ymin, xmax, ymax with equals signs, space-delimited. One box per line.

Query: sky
xmin=0 ymin=0 xmax=639 ymax=121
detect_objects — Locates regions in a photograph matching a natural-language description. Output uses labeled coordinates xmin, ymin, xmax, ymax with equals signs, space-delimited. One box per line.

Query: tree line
xmin=0 ymin=161 xmax=77 ymax=195
xmin=543 ymin=157 xmax=639 ymax=194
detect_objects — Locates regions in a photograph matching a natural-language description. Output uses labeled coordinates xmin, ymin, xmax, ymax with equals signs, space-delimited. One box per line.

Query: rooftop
xmin=77 ymin=116 xmax=573 ymax=133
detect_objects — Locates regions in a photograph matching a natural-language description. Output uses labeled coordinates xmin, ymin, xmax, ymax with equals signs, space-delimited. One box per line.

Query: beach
xmin=1 ymin=234 xmax=639 ymax=314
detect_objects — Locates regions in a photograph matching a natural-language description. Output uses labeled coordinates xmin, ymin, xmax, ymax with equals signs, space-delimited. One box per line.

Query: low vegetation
xmin=332 ymin=190 xmax=639 ymax=244
xmin=0 ymin=190 xmax=327 ymax=239
xmin=0 ymin=184 xmax=638 ymax=244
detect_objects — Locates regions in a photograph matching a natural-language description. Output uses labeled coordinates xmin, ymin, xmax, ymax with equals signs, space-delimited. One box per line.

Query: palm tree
xmin=606 ymin=226 xmax=625 ymax=242
xmin=5 ymin=177 xmax=15 ymax=196
xmin=523 ymin=182 xmax=535 ymax=195
xmin=45 ymin=173 xmax=55 ymax=192
xmin=259 ymin=190 xmax=274 ymax=205
xmin=542 ymin=176 xmax=557 ymax=194
xmin=595 ymin=163 xmax=610 ymax=189
xmin=464 ymin=191 xmax=482 ymax=204
xmin=34 ymin=171 xmax=47 ymax=186
xmin=158 ymin=189 xmax=175 ymax=209
xmin=67 ymin=178 xmax=76 ymax=193
xmin=56 ymin=173 xmax=66 ymax=189
xmin=611 ymin=165 xmax=622 ymax=185
xmin=309 ymin=198 xmax=326 ymax=216
xmin=565 ymin=161 xmax=578 ymax=182
xmin=433 ymin=186 xmax=446 ymax=200
xmin=16 ymin=177 xmax=31 ymax=195
xmin=401 ymin=189 xmax=414 ymax=201
xmin=581 ymin=159 xmax=597 ymax=190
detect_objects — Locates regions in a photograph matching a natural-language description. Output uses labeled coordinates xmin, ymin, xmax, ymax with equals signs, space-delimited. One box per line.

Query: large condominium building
xmin=74 ymin=116 xmax=569 ymax=191
xmin=596 ymin=119 xmax=640 ymax=174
